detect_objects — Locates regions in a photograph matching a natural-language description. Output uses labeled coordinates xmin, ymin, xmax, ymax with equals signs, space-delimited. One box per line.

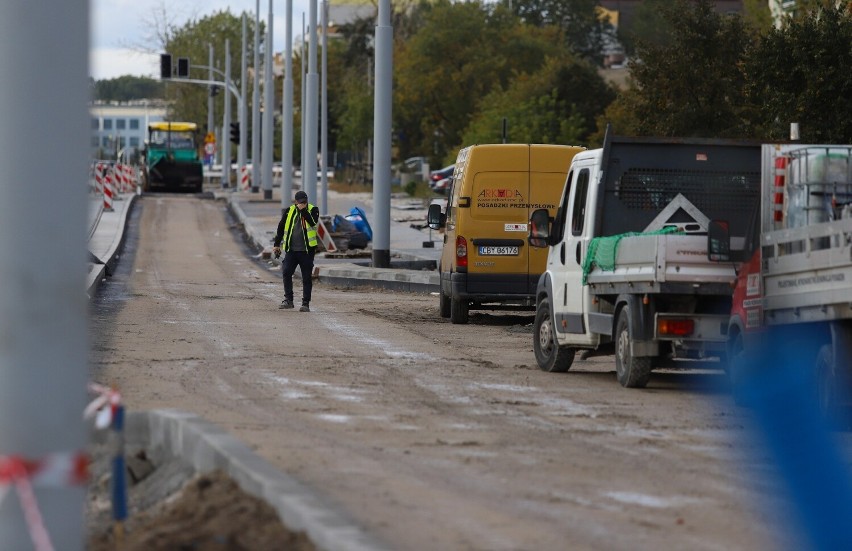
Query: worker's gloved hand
xmin=273 ymin=246 xmax=281 ymax=259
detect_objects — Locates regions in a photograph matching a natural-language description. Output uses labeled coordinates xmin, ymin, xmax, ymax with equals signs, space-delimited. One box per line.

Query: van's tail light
xmin=658 ymin=318 xmax=694 ymax=337
xmin=456 ymin=236 xmax=468 ymax=268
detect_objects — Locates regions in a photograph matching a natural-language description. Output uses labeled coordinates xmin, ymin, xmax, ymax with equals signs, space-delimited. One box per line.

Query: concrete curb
xmin=316 ymin=263 xmax=439 ymax=294
xmin=87 ymin=193 xmax=138 ymax=299
xmin=127 ymin=409 xmax=391 ymax=551
xmin=226 ymin=193 xmax=440 ymax=294
xmin=225 ymin=193 xmax=269 ymax=253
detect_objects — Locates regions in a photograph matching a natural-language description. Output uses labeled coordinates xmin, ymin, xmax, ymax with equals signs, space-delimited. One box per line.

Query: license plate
xmin=479 ymin=246 xmax=519 ymax=256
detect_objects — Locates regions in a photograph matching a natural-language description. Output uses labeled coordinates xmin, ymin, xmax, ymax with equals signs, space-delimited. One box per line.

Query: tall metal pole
xmin=0 ymin=0 xmax=88 ymax=547
xmin=320 ymin=0 xmax=329 ymax=215
xmin=239 ymin=14 xmax=248 ymax=184
xmin=301 ymin=14 xmax=306 ymax=192
xmin=282 ymin=0 xmax=295 ymax=209
xmin=208 ymin=44 xmax=214 ymax=140
xmin=262 ymin=0 xmax=274 ymax=200
xmin=305 ymin=0 xmax=319 ymax=203
xmin=251 ymin=0 xmax=261 ymax=193
xmin=222 ymin=39 xmax=232 ymax=188
xmin=372 ymin=0 xmax=393 ymax=268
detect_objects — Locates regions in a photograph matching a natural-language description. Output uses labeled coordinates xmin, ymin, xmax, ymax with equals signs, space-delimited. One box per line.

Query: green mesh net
xmin=582 ymin=227 xmax=681 ymax=285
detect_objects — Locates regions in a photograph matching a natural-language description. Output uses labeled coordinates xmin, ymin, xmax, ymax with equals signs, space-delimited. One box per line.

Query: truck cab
xmin=530 ymin=132 xmax=761 ymax=388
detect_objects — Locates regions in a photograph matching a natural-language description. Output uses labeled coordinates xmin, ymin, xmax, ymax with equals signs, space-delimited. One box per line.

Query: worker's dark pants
xmin=282 ymin=250 xmax=315 ymax=304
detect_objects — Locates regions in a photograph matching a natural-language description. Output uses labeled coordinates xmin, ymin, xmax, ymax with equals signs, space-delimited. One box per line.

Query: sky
xmin=90 ymin=0 xmax=314 ymax=80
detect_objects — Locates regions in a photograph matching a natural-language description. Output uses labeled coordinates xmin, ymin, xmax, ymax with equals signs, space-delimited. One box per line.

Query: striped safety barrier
xmin=241 ymin=165 xmax=250 ymax=191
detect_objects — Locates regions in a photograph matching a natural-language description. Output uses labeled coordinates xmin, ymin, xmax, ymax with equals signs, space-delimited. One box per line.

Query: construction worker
xmin=273 ymin=190 xmax=320 ymax=312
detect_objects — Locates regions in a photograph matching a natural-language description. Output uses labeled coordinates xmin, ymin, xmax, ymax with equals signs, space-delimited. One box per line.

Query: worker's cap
xmin=294 ymin=191 xmax=308 ymax=204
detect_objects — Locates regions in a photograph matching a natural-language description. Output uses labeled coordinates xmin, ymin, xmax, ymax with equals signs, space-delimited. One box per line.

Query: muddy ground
xmin=84 ymin=194 xmax=836 ymax=550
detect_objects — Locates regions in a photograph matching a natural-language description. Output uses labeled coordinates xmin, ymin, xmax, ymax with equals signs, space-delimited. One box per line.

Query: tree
xmin=743 ymin=5 xmax=852 ymax=142
xmin=620 ymin=0 xmax=753 ymax=138
xmin=511 ymin=0 xmax=614 ymax=64
xmin=162 ymin=10 xmax=262 ymax=141
xmin=461 ymin=55 xmax=614 ymax=150
xmin=94 ymin=76 xmax=165 ymax=102
xmin=617 ymin=0 xmax=673 ymax=56
xmin=394 ymin=0 xmax=564 ymax=163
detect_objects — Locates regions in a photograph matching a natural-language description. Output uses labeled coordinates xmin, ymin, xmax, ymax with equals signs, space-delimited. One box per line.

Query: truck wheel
xmin=615 ymin=307 xmax=652 ymax=388
xmin=450 ymin=297 xmax=469 ymax=324
xmin=439 ymin=284 xmax=450 ymax=318
xmin=533 ymin=300 xmax=575 ymax=372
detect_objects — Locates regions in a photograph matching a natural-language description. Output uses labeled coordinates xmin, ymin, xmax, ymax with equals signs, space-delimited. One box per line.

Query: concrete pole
xmin=208 ymin=44 xmax=214 ymax=140
xmin=239 ymin=14 xmax=248 ymax=181
xmin=301 ymin=14 xmax=306 ymax=192
xmin=320 ymin=0 xmax=329 ymax=215
xmin=262 ymin=0 xmax=275 ymax=200
xmin=0 ymin=0 xmax=88 ymax=548
xmin=282 ymin=0 xmax=295 ymax=209
xmin=372 ymin=0 xmax=392 ymax=268
xmin=251 ymin=0 xmax=261 ymax=193
xmin=222 ymin=39 xmax=232 ymax=188
xmin=305 ymin=0 xmax=319 ymax=203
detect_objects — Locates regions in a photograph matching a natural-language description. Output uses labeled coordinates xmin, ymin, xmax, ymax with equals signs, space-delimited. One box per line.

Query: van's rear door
xmin=467 ymin=146 xmax=530 ymax=296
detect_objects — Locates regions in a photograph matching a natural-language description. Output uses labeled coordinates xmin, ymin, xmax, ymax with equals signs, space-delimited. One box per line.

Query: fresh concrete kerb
xmin=127 ymin=410 xmax=390 ymax=551
xmin=87 ymin=192 xmax=395 ymax=549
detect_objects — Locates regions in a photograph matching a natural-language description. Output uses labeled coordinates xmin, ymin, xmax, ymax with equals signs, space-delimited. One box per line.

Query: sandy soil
xmin=86 ymin=194 xmax=804 ymax=550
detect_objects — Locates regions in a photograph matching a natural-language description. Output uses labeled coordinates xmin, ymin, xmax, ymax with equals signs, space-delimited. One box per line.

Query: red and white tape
xmin=84 ymin=383 xmax=122 ymax=429
xmin=0 ymin=451 xmax=88 ymax=551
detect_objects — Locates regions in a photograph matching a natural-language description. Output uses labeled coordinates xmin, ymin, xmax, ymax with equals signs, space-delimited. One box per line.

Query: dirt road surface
xmin=89 ymin=194 xmax=801 ymax=550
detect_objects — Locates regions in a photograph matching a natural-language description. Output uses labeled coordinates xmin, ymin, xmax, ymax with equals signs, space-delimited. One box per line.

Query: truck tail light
xmin=658 ymin=318 xmax=694 ymax=337
xmin=456 ymin=236 xmax=468 ymax=268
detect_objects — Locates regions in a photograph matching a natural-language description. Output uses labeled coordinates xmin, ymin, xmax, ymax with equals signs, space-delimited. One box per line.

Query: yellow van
xmin=427 ymin=144 xmax=584 ymax=324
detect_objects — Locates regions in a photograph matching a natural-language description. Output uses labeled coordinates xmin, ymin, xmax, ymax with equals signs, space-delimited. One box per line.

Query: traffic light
xmin=160 ymin=54 xmax=172 ymax=79
xmin=229 ymin=123 xmax=240 ymax=145
xmin=177 ymin=57 xmax=190 ymax=78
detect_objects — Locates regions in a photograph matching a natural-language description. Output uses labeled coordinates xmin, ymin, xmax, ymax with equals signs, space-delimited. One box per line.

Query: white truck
xmin=528 ymin=132 xmax=761 ymax=388
xmin=712 ymin=144 xmax=852 ymax=419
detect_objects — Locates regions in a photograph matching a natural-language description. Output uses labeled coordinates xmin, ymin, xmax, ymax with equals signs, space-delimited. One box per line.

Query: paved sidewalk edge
xmin=87 ymin=193 xmax=138 ymax=300
xmin=226 ymin=194 xmax=440 ymax=294
xmin=126 ymin=409 xmax=390 ymax=551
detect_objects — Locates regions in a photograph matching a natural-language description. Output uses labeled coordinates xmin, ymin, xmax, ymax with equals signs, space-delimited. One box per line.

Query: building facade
xmin=89 ymin=100 xmax=167 ymax=161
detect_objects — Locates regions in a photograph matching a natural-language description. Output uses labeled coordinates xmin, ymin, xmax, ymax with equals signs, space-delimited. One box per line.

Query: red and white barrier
xmin=103 ymin=167 xmax=114 ymax=211
xmin=241 ymin=165 xmax=250 ymax=191
xmin=93 ymin=163 xmax=105 ymax=195
xmin=317 ymin=218 xmax=338 ymax=253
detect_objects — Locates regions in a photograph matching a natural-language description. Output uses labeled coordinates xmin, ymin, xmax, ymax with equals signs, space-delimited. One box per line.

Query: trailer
xmin=714 ymin=144 xmax=852 ymax=418
xmin=529 ymin=131 xmax=761 ymax=388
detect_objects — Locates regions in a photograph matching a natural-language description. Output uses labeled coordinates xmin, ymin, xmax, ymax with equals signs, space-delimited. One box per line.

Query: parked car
xmin=432 ymin=176 xmax=452 ymax=195
xmin=429 ymin=164 xmax=455 ymax=190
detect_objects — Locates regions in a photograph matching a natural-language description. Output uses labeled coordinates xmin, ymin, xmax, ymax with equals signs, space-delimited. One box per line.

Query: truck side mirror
xmin=707 ymin=220 xmax=731 ymax=262
xmin=529 ymin=208 xmax=551 ymax=248
xmin=427 ymin=203 xmax=445 ymax=230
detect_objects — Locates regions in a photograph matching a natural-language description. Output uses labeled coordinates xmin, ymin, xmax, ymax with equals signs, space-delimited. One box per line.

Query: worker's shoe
xmin=299 ymin=303 xmax=310 ymax=312
xmin=279 ymin=299 xmax=294 ymax=309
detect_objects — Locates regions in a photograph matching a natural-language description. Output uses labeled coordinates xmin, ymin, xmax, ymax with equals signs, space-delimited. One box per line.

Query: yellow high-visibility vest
xmin=283 ymin=203 xmax=318 ymax=250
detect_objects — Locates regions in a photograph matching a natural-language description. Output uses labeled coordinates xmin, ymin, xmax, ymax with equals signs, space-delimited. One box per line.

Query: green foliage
xmin=618 ymin=0 xmax=673 ymax=56
xmin=619 ymin=0 xmax=753 ymax=138
xmin=94 ymin=76 xmax=165 ymax=101
xmin=743 ymin=5 xmax=852 ymax=142
xmin=394 ymin=0 xmax=566 ymax=163
xmin=511 ymin=0 xmax=613 ymax=64
xmin=164 ymin=10 xmax=261 ymax=140
xmin=462 ymin=56 xmax=613 ymax=147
